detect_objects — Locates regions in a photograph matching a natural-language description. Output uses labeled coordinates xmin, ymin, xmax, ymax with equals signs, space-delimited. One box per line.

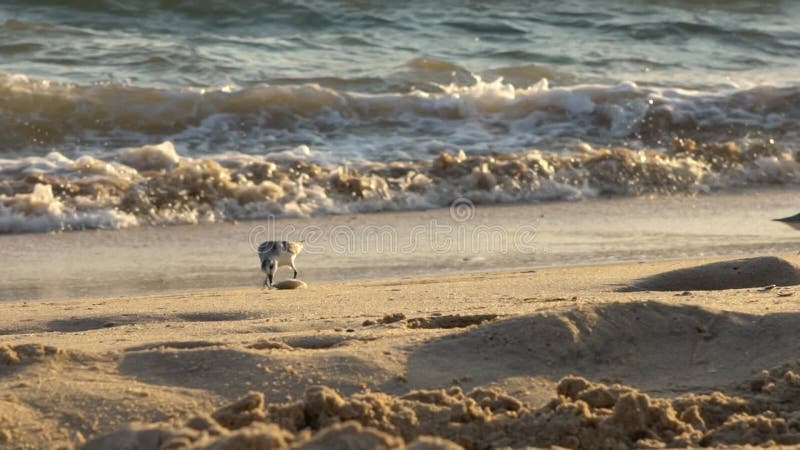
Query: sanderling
xmin=774 ymin=213 xmax=800 ymax=230
xmin=258 ymin=240 xmax=304 ymax=289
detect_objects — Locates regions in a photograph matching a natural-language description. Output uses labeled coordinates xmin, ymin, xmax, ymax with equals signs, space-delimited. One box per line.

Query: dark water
xmin=1 ymin=0 xmax=799 ymax=232
xmin=3 ymin=0 xmax=799 ymax=90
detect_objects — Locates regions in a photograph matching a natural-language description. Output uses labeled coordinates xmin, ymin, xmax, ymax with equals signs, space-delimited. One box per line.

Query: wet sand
xmin=3 ymin=187 xmax=800 ymax=302
xmin=4 ymin=255 xmax=800 ymax=448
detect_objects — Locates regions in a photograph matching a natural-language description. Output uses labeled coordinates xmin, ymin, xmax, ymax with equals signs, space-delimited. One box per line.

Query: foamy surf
xmin=1 ymin=138 xmax=798 ymax=234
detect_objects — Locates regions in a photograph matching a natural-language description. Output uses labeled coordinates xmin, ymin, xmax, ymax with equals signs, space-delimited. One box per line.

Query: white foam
xmin=0 ymin=152 xmax=73 ymax=176
xmin=267 ymin=144 xmax=316 ymax=162
xmin=118 ymin=141 xmax=181 ymax=171
xmin=0 ymin=186 xmax=139 ymax=234
xmin=1 ymin=136 xmax=799 ymax=234
xmin=13 ymin=184 xmax=63 ymax=215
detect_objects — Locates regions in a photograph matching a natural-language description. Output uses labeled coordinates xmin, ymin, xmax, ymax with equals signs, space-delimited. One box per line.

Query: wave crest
xmin=2 ymin=73 xmax=799 ymax=155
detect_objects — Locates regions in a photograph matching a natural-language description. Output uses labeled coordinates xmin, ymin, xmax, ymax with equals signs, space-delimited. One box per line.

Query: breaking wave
xmin=2 ymin=72 xmax=799 ymax=157
xmin=1 ymin=138 xmax=798 ymax=233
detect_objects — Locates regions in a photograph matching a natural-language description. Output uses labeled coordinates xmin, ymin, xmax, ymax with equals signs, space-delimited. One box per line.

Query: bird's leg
xmin=261 ymin=258 xmax=270 ymax=289
xmin=262 ymin=259 xmax=277 ymax=289
xmin=291 ymin=262 xmax=298 ymax=279
xmin=268 ymin=260 xmax=277 ymax=288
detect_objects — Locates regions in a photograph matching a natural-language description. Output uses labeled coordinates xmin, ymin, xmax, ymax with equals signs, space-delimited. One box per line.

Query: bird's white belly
xmin=275 ymin=253 xmax=294 ymax=267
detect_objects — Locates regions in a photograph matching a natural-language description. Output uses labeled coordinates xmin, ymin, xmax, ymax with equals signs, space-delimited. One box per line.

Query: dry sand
xmin=3 ymin=255 xmax=800 ymax=449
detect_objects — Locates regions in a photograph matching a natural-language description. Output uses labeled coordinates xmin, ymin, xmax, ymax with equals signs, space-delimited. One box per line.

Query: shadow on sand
xmin=405 ymin=301 xmax=800 ymax=394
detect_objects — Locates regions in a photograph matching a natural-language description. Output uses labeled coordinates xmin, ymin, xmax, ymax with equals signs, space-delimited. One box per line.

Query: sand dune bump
xmin=621 ymin=257 xmax=800 ymax=291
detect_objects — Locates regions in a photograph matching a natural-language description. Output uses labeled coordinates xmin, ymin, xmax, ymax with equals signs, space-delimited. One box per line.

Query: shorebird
xmin=258 ymin=240 xmax=304 ymax=288
xmin=774 ymin=213 xmax=800 ymax=230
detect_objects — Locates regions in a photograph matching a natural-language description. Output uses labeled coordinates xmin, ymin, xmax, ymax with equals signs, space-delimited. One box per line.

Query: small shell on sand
xmin=273 ymin=279 xmax=307 ymax=290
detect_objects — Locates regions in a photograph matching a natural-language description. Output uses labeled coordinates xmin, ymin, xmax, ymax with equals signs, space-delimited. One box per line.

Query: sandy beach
xmin=5 ymin=253 xmax=800 ymax=449
xmin=4 ymin=1 xmax=800 ymax=448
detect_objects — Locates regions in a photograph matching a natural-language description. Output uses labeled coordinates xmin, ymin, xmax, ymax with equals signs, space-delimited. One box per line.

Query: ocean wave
xmin=9 ymin=0 xmax=337 ymax=27
xmin=598 ymin=20 xmax=800 ymax=57
xmin=2 ymin=73 xmax=799 ymax=156
xmin=1 ymin=138 xmax=798 ymax=233
xmin=0 ymin=18 xmax=98 ymax=37
xmin=4 ymin=0 xmax=798 ymax=98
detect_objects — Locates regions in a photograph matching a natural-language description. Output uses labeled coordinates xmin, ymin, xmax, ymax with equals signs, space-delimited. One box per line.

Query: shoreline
xmin=4 ymin=186 xmax=800 ymax=303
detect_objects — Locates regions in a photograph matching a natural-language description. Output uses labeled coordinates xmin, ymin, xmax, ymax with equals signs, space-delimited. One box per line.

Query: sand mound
xmin=1 ymin=343 xmax=67 ymax=368
xmin=118 ymin=346 xmax=392 ymax=399
xmin=82 ymin=363 xmax=800 ymax=449
xmin=621 ymin=257 xmax=800 ymax=291
xmin=406 ymin=302 xmax=800 ymax=392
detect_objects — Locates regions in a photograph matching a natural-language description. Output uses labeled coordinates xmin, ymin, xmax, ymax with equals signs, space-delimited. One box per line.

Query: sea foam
xmin=1 ymin=138 xmax=798 ymax=234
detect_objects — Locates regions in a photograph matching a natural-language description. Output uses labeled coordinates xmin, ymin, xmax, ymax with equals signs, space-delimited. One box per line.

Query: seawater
xmin=1 ymin=0 xmax=799 ymax=232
